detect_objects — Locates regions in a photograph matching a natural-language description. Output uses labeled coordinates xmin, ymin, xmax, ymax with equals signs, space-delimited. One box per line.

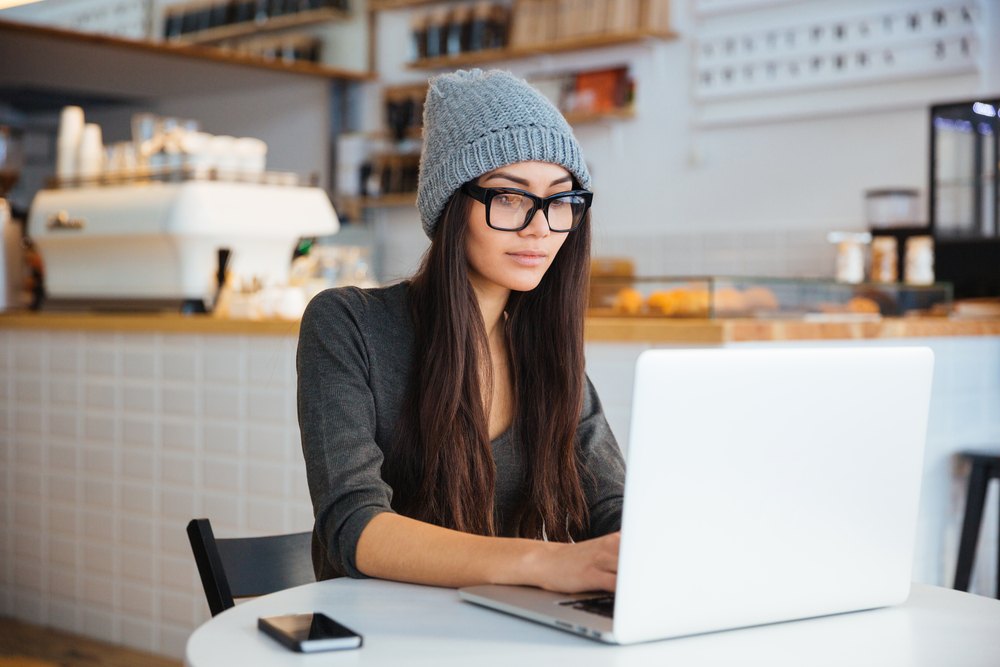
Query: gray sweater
xmin=296 ymin=282 xmax=625 ymax=580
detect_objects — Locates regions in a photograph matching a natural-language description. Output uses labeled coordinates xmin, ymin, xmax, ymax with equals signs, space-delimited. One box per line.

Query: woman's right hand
xmin=525 ymin=531 xmax=620 ymax=594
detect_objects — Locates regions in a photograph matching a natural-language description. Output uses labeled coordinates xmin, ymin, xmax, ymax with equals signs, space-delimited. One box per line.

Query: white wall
xmin=360 ymin=0 xmax=1000 ymax=282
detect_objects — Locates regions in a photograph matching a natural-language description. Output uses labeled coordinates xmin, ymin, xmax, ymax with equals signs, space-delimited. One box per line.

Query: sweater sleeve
xmin=296 ymin=288 xmax=396 ymax=579
xmin=576 ymin=375 xmax=626 ymax=539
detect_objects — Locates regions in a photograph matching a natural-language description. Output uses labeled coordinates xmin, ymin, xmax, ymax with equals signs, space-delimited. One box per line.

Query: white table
xmin=186 ymin=579 xmax=1000 ymax=666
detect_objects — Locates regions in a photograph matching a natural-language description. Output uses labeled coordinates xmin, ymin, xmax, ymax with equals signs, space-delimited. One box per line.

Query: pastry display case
xmin=588 ymin=276 xmax=953 ymax=319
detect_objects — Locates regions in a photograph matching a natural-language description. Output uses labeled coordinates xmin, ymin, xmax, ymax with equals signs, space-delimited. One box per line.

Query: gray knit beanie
xmin=416 ymin=69 xmax=591 ymax=238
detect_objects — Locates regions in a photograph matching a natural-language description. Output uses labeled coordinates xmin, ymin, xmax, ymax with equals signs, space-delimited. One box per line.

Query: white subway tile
xmin=119 ymin=581 xmax=155 ymax=616
xmin=201 ymin=493 xmax=240 ymax=531
xmin=14 ymin=376 xmax=43 ymax=404
xmin=47 ymin=596 xmax=80 ymax=634
xmin=122 ymin=384 xmax=156 ymax=413
xmin=83 ymin=415 xmax=116 ymax=443
xmin=246 ymin=462 xmax=286 ymax=498
xmin=248 ymin=342 xmax=292 ymax=385
xmin=202 ymin=459 xmax=240 ymax=493
xmin=15 ymin=439 xmax=43 ymax=466
xmin=49 ymin=411 xmax=80 ymax=438
xmin=48 ymin=504 xmax=78 ymax=536
xmin=13 ymin=562 xmax=44 ymax=594
xmin=160 ymin=419 xmax=196 ymax=451
xmin=245 ymin=388 xmax=288 ymax=423
xmin=202 ymin=422 xmax=240 ymax=457
xmin=162 ymin=387 xmax=197 ymax=416
xmin=159 ymin=488 xmax=197 ymax=521
xmin=160 ymin=333 xmax=199 ymax=349
xmin=83 ymin=381 xmax=116 ymax=410
xmin=84 ymin=349 xmax=117 ymax=376
xmin=83 ymin=544 xmax=116 ymax=578
xmin=122 ymin=333 xmax=156 ymax=348
xmin=160 ymin=454 xmax=196 ymax=488
xmin=120 ymin=482 xmax=155 ymax=516
xmin=83 ymin=480 xmax=115 ymax=509
xmin=83 ymin=332 xmax=118 ymax=346
xmin=83 ymin=509 xmax=116 ymax=542
xmin=122 ymin=419 xmax=156 ymax=449
xmin=83 ymin=447 xmax=115 ymax=476
xmin=48 ymin=475 xmax=83 ymax=506
xmin=14 ymin=469 xmax=43 ymax=499
xmin=14 ymin=501 xmax=43 ymax=529
xmin=49 ymin=536 xmax=78 ymax=568
xmin=49 ymin=444 xmax=78 ymax=472
xmin=118 ymin=515 xmax=156 ymax=550
xmin=160 ymin=622 xmax=193 ymax=659
xmin=48 ymin=568 xmax=77 ymax=597
xmin=14 ymin=530 xmax=42 ymax=559
xmin=285 ymin=501 xmax=314 ymax=532
xmin=286 ymin=468 xmax=309 ymax=500
xmin=122 ymin=351 xmax=156 ymax=380
xmin=161 ymin=351 xmax=197 ymax=382
xmin=120 ymin=548 xmax=154 ymax=584
xmin=203 ymin=386 xmax=240 ymax=420
xmin=203 ymin=347 xmax=242 ymax=383
xmin=49 ymin=346 xmax=80 ymax=374
xmin=247 ymin=425 xmax=287 ymax=462
xmin=160 ymin=590 xmax=196 ymax=626
xmin=284 ymin=428 xmax=303 ymax=464
xmin=159 ymin=520 xmax=191 ymax=557
xmin=14 ymin=408 xmax=43 ymax=434
xmin=14 ymin=345 xmax=44 ymax=372
xmin=81 ymin=606 xmax=116 ymax=643
xmin=246 ymin=498 xmax=285 ymax=534
xmin=160 ymin=555 xmax=195 ymax=592
xmin=122 ymin=450 xmax=155 ymax=481
xmin=119 ymin=616 xmax=156 ymax=654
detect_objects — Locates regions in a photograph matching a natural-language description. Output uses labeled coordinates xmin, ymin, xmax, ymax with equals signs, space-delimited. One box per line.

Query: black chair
xmin=953 ymin=452 xmax=1000 ymax=598
xmin=186 ymin=517 xmax=315 ymax=616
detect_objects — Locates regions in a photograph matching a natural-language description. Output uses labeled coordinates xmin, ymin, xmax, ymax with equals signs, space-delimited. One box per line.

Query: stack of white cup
xmin=56 ymin=106 xmax=84 ymax=182
xmin=56 ymin=106 xmax=105 ymax=183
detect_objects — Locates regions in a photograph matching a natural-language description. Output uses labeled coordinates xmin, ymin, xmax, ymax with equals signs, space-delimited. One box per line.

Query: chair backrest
xmin=186 ymin=518 xmax=315 ymax=617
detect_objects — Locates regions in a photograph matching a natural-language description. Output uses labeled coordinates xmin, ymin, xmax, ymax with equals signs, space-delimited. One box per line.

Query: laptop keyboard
xmin=560 ymin=594 xmax=615 ymax=618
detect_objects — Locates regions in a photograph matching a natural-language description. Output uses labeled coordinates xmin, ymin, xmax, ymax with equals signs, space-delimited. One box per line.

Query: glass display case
xmin=588 ymin=276 xmax=953 ymax=319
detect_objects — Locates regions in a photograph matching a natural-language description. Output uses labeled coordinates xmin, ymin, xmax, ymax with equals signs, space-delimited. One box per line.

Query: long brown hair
xmin=383 ymin=182 xmax=591 ymax=542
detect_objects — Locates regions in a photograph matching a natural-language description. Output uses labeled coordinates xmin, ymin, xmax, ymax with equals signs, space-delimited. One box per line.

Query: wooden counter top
xmin=3 ymin=312 xmax=1000 ymax=342
xmin=584 ymin=316 xmax=1000 ymax=343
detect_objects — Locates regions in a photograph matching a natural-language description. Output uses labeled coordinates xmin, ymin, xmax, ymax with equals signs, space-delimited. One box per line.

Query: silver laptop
xmin=460 ymin=346 xmax=934 ymax=644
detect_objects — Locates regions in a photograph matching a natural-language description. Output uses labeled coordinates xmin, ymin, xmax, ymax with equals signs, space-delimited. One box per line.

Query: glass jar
xmin=904 ymin=236 xmax=935 ymax=285
xmin=870 ymin=236 xmax=898 ymax=283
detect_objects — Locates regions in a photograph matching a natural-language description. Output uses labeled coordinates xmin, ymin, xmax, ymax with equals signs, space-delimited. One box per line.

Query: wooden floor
xmin=0 ymin=617 xmax=180 ymax=667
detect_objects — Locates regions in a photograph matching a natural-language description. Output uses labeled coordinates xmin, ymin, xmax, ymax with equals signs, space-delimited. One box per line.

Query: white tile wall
xmin=0 ymin=328 xmax=311 ymax=660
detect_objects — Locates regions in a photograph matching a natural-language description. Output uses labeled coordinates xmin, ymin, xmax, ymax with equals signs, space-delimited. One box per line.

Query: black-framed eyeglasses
xmin=461 ymin=182 xmax=593 ymax=232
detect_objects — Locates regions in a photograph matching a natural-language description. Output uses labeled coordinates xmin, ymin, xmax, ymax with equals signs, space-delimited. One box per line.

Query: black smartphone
xmin=258 ymin=612 xmax=363 ymax=652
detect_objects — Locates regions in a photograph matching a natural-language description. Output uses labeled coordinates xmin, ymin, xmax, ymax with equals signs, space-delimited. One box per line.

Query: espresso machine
xmin=29 ymin=178 xmax=339 ymax=311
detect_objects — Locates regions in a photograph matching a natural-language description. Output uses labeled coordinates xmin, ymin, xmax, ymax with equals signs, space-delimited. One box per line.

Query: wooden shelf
xmin=0 ymin=18 xmax=371 ymax=82
xmin=174 ymin=7 xmax=351 ymax=45
xmin=340 ymin=192 xmax=417 ymax=218
xmin=408 ymin=29 xmax=676 ymax=69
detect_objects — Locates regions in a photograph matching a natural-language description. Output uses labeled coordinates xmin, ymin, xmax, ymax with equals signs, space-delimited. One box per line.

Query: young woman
xmin=297 ymin=69 xmax=624 ymax=594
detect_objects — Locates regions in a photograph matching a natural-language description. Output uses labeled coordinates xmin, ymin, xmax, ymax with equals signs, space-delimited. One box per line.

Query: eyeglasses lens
xmin=488 ymin=192 xmax=588 ymax=231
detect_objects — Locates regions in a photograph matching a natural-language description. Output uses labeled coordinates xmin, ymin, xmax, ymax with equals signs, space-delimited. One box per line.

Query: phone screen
xmin=259 ymin=612 xmax=363 ymax=652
